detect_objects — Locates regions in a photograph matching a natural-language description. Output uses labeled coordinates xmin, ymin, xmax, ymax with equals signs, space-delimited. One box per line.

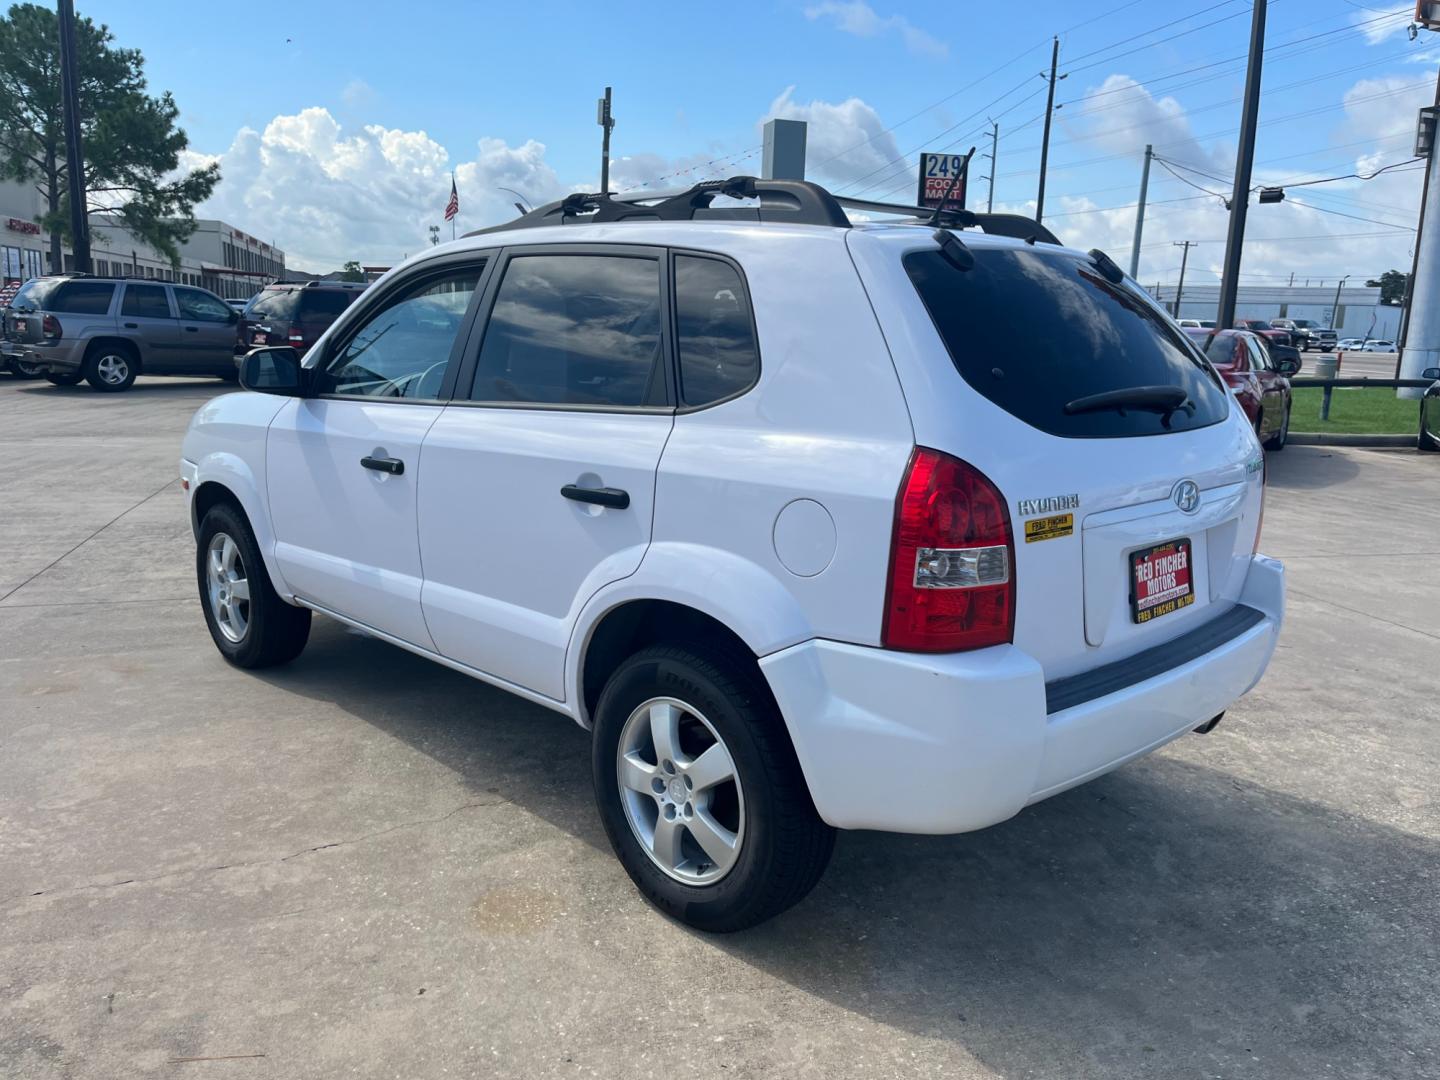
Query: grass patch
xmin=1289 ymin=386 xmax=1420 ymax=435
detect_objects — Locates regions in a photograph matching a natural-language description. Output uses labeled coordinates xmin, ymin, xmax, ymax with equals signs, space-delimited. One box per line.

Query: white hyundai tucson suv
xmin=180 ymin=178 xmax=1284 ymax=932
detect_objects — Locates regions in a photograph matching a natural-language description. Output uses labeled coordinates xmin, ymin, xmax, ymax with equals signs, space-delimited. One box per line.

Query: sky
xmin=80 ymin=0 xmax=1436 ymax=285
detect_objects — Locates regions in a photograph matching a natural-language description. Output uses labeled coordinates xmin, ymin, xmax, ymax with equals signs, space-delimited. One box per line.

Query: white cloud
xmin=804 ymin=1 xmax=948 ymax=59
xmin=1353 ymin=6 xmax=1415 ymax=44
xmin=760 ymin=86 xmax=903 ymax=188
xmin=1067 ymin=74 xmax=1223 ymax=174
xmin=340 ymin=79 xmax=376 ymax=109
xmin=186 ymin=107 xmax=565 ymax=270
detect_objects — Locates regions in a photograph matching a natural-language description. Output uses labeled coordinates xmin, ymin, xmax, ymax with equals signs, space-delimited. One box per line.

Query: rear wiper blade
xmin=1064 ymin=385 xmax=1191 ymax=416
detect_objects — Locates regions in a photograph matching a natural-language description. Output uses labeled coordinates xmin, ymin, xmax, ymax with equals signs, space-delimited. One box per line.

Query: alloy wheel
xmin=616 ymin=697 xmax=745 ymax=886
xmin=96 ymin=353 xmax=130 ymax=385
xmin=206 ymin=532 xmax=250 ymax=643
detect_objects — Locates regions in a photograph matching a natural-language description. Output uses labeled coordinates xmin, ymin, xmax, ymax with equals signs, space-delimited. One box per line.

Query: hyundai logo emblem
xmin=1172 ymin=479 xmax=1201 ymax=514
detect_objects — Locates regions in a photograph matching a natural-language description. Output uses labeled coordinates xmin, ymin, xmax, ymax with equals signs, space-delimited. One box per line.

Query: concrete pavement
xmin=1 ymin=374 xmax=1437 ymax=1079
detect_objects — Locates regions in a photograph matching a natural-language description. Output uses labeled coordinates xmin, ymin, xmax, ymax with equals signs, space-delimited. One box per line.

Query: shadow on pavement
xmin=1263 ymin=444 xmax=1363 ymax=490
xmin=260 ymin=618 xmax=1437 ymax=1080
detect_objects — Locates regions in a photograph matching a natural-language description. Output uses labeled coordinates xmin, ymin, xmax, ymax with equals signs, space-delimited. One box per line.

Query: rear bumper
xmin=23 ymin=341 xmax=85 ymax=372
xmin=759 ymin=554 xmax=1284 ymax=834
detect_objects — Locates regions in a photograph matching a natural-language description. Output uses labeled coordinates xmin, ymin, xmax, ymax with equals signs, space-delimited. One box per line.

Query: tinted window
xmin=49 ymin=282 xmax=115 ymax=315
xmin=301 ymin=289 xmax=359 ymax=318
xmin=175 ymin=287 xmax=232 ymax=322
xmin=471 ymin=254 xmax=662 ymax=407
xmin=246 ymin=290 xmax=298 ymax=319
xmin=674 ymin=255 xmax=759 ymax=406
xmin=905 ymin=247 xmax=1228 ymax=438
xmin=1246 ymin=336 xmax=1271 ymax=371
xmin=1202 ymin=333 xmax=1241 ymax=368
xmin=122 ymin=284 xmax=171 ymax=318
xmin=11 ymin=278 xmax=57 ymax=311
xmin=323 ymin=268 xmax=479 ymax=399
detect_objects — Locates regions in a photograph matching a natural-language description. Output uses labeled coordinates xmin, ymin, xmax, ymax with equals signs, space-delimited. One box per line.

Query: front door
xmin=118 ymin=283 xmax=180 ymax=369
xmin=418 ymin=249 xmax=674 ymax=700
xmin=266 ymin=261 xmax=487 ymax=647
xmin=174 ymin=286 xmax=240 ymax=372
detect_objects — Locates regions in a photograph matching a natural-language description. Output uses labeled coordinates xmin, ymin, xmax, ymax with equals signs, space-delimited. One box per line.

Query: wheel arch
xmin=188 ymin=458 xmax=293 ymax=600
xmin=83 ymin=335 xmax=144 ymax=371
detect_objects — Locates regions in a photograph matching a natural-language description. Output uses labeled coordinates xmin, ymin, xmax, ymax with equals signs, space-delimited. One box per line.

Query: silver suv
xmin=8 ymin=275 xmax=241 ymax=391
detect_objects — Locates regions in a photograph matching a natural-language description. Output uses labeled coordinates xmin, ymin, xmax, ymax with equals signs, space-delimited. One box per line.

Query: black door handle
xmin=561 ymin=483 xmax=629 ymax=509
xmin=184 ymin=326 xmax=199 ymax=332
xmin=123 ymin=322 xmax=138 ymax=328
xmin=361 ymin=455 xmax=404 ymax=475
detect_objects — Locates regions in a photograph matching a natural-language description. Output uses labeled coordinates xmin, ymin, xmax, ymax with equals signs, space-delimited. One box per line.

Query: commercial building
xmin=1147 ymin=282 xmax=1401 ymax=340
xmin=0 ymin=178 xmax=284 ymax=301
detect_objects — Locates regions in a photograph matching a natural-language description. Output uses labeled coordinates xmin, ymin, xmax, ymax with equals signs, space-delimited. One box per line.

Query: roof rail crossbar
xmin=833 ymin=195 xmax=1060 ymax=246
xmin=468 ymin=176 xmax=851 ymax=236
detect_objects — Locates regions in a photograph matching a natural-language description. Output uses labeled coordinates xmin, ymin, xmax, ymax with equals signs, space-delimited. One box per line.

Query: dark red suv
xmin=238 ymin=282 xmax=368 ymax=355
xmin=1186 ymin=328 xmax=1296 ymax=450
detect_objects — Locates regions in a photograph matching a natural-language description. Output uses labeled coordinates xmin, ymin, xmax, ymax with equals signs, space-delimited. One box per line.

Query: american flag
xmin=444 ymin=175 xmax=459 ymax=222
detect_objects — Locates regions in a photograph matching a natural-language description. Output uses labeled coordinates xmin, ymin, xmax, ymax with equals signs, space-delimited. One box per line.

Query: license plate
xmin=1130 ymin=538 xmax=1194 ymax=624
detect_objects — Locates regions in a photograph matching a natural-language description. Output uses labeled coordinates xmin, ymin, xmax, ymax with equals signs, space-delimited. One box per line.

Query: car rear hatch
xmin=851 ymin=230 xmax=1264 ymax=681
xmin=6 ymin=278 xmax=59 ymax=343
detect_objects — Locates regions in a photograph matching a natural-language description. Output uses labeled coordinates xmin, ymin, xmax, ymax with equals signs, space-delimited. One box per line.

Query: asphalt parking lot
xmin=2 ymin=374 xmax=1437 ymax=1080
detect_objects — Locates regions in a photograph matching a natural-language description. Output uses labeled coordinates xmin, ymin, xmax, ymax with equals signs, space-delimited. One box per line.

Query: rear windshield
xmin=246 ymin=289 xmax=299 ymax=319
xmin=904 ymin=247 xmax=1229 ymax=438
xmin=300 ymin=289 xmax=359 ymax=318
xmin=10 ymin=278 xmax=56 ymax=311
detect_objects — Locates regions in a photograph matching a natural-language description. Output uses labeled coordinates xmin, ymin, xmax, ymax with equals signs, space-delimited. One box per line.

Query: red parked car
xmin=237 ymin=281 xmax=368 ymax=356
xmin=1186 ymin=328 xmax=1297 ymax=450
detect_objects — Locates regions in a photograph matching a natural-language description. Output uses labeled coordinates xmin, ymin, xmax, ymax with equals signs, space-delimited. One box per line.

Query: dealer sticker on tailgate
xmin=1130 ymin=538 xmax=1194 ymax=624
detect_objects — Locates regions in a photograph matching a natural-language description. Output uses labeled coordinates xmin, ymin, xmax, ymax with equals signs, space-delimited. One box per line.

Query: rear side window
xmin=122 ymin=284 xmax=171 ymax=318
xmin=470 ymin=254 xmax=663 ymax=408
xmin=300 ymin=289 xmax=358 ymax=318
xmin=904 ymin=248 xmax=1228 ymax=438
xmin=49 ymin=282 xmax=115 ymax=315
xmin=674 ymin=255 xmax=759 ymax=406
xmin=1202 ymin=334 xmax=1240 ymax=368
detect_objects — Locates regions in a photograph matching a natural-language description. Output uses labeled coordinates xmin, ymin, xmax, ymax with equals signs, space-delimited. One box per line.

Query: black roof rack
xmin=466 ymin=175 xmax=1059 ymax=245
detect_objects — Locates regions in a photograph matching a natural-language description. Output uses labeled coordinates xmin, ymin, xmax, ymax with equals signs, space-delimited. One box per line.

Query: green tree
xmin=1365 ymin=269 xmax=1408 ymax=305
xmin=0 ymin=3 xmax=219 ymax=271
xmin=339 ymin=260 xmax=365 ymax=282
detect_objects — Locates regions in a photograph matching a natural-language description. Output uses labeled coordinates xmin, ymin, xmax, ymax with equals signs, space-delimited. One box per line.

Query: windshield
xmin=905 ymin=246 xmax=1229 ymax=438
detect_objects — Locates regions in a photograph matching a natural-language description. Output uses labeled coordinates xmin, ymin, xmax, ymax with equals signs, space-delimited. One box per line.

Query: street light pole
xmin=1216 ymin=0 xmax=1268 ymax=331
xmin=1332 ymin=275 xmax=1348 ymax=335
xmin=56 ymin=0 xmax=90 ymax=274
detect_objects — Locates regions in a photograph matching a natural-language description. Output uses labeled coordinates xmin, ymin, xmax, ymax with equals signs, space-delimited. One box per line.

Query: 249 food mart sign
xmin=917 ymin=152 xmax=968 ymax=209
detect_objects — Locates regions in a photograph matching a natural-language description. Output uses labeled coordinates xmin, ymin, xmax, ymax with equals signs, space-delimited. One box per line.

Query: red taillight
xmin=882 ymin=447 xmax=1015 ymax=652
xmin=41 ymin=314 xmax=60 ymax=338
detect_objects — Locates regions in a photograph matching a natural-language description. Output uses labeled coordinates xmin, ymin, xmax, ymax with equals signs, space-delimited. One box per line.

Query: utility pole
xmin=1172 ymin=241 xmax=1197 ymax=317
xmin=57 ymin=0 xmax=90 ymax=274
xmin=1035 ymin=37 xmax=1061 ymax=224
xmin=1331 ymin=276 xmax=1348 ymax=334
xmin=1215 ymin=0 xmax=1267 ymax=331
xmin=597 ymin=87 xmax=615 ymax=195
xmin=1129 ymin=144 xmax=1153 ymax=278
xmin=982 ymin=119 xmax=999 ymax=213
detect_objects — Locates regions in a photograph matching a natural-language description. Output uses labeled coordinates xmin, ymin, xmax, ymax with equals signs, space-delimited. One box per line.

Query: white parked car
xmin=1337 ymin=338 xmax=1367 ymax=350
xmin=180 ymin=178 xmax=1284 ymax=931
xmin=1361 ymin=340 xmax=1396 ymax=353
xmin=1177 ymin=318 xmax=1215 ymax=329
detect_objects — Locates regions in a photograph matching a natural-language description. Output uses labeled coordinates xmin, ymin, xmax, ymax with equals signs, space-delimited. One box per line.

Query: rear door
xmin=1245 ymin=335 xmax=1286 ymax=438
xmin=173 ymin=286 xmax=238 ymax=371
xmin=859 ymin=235 xmax=1263 ymax=682
xmin=119 ymin=283 xmax=180 ymax=368
xmin=417 ymin=246 xmax=673 ymax=700
xmin=266 ymin=258 xmax=488 ymax=646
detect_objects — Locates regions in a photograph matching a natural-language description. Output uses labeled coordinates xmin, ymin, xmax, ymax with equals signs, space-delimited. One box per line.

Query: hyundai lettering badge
xmin=1172 ymin=479 xmax=1200 ymax=514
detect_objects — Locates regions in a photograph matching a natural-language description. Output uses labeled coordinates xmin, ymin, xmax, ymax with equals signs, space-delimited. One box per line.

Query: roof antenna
xmin=928 ymin=147 xmax=977 ymax=227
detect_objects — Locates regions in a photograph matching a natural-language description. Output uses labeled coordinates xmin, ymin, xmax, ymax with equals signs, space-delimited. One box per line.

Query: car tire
xmin=1420 ymin=421 xmax=1439 ymax=453
xmin=197 ymin=502 xmax=311 ymax=669
xmin=43 ymin=370 xmax=83 ymax=386
xmin=83 ymin=344 xmax=138 ymax=392
xmin=1264 ymin=403 xmax=1290 ymax=450
xmin=7 ymin=358 xmax=40 ymax=378
xmin=591 ymin=643 xmax=835 ymax=933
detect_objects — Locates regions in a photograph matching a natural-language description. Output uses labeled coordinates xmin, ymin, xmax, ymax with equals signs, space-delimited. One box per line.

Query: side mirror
xmin=1422 ymin=367 xmax=1440 ymax=381
xmin=1276 ymin=358 xmax=1300 ymax=376
xmin=239 ymin=346 xmax=306 ymax=395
